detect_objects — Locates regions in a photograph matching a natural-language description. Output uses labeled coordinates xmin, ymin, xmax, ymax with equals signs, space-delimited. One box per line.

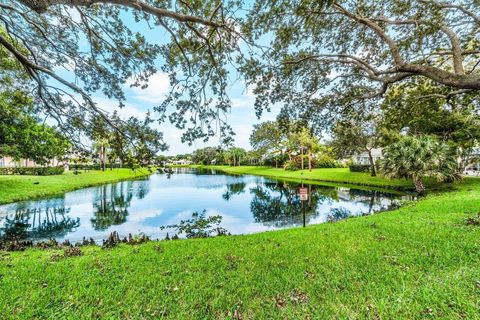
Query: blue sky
xmin=54 ymin=4 xmax=280 ymax=156
xmin=114 ymin=70 xmax=280 ymax=156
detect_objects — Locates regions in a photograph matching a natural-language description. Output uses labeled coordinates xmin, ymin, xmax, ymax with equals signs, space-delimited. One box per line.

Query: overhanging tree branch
xmin=17 ymin=0 xmax=223 ymax=27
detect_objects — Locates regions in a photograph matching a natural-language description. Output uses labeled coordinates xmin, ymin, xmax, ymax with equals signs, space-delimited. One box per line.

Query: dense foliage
xmin=242 ymin=0 xmax=480 ymax=131
xmin=380 ymin=135 xmax=461 ymax=194
xmin=0 ymin=166 xmax=64 ymax=176
xmin=0 ymin=91 xmax=70 ymax=165
xmin=88 ymin=115 xmax=165 ymax=169
xmin=349 ymin=164 xmax=372 ymax=173
xmin=330 ymin=114 xmax=382 ymax=176
xmin=191 ymin=147 xmax=223 ymax=165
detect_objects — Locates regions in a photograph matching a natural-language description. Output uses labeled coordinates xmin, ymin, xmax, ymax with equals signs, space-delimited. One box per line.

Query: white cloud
xmin=94 ymin=97 xmax=147 ymax=120
xmin=127 ymin=72 xmax=170 ymax=103
xmin=231 ymin=97 xmax=254 ymax=109
xmin=230 ymin=124 xmax=253 ymax=148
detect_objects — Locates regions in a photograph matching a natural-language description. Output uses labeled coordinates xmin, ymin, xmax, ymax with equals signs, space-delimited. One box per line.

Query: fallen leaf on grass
xmin=275 ymin=296 xmax=287 ymax=309
xmin=289 ymin=288 xmax=309 ymax=304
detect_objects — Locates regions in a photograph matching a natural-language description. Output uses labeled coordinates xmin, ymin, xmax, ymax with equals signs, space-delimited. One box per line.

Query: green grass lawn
xmin=192 ymin=165 xmax=423 ymax=190
xmin=0 ymin=168 xmax=154 ymax=205
xmin=1 ymin=173 xmax=480 ymax=318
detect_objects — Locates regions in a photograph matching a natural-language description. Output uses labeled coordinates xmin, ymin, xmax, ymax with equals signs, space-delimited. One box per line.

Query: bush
xmin=284 ymin=155 xmax=340 ymax=170
xmin=315 ymin=154 xmax=339 ymax=168
xmin=0 ymin=166 xmax=65 ymax=176
xmin=349 ymin=164 xmax=372 ymax=173
xmin=283 ymin=159 xmax=299 ymax=171
xmin=69 ymin=163 xmax=124 ymax=171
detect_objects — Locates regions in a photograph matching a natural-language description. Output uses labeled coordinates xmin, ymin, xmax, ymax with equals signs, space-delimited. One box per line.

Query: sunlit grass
xmin=1 ymin=175 xmax=479 ymax=318
xmin=192 ymin=165 xmax=435 ymax=190
xmin=0 ymin=168 xmax=153 ymax=204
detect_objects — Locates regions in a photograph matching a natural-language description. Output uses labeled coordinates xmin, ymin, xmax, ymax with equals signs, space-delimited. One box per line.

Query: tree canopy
xmin=1 ymin=0 xmax=480 ymax=151
xmin=241 ymin=0 xmax=480 ymax=129
xmin=0 ymin=0 xmax=244 ymax=145
xmin=0 ymin=90 xmax=70 ymax=164
xmin=381 ymin=78 xmax=480 ymax=149
xmin=0 ymin=39 xmax=70 ymax=164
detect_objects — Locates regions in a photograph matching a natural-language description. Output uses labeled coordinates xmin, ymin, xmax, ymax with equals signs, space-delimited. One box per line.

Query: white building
xmin=0 ymin=156 xmax=63 ymax=168
xmin=167 ymin=159 xmax=192 ymax=166
xmin=353 ymin=147 xmax=480 ymax=176
xmin=353 ymin=148 xmax=383 ymax=166
xmin=464 ymin=147 xmax=480 ymax=175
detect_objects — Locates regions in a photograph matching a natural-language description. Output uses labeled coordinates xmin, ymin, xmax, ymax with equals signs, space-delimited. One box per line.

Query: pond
xmin=0 ymin=168 xmax=413 ymax=243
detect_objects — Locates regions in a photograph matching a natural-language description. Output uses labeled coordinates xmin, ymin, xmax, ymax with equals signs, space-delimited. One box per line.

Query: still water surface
xmin=0 ymin=168 xmax=412 ymax=242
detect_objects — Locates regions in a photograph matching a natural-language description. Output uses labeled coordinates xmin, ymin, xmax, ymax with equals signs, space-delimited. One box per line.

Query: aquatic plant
xmin=161 ymin=210 xmax=229 ymax=239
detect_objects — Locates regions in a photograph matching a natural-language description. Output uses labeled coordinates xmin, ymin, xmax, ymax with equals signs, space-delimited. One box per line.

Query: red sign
xmin=299 ymin=187 xmax=308 ymax=201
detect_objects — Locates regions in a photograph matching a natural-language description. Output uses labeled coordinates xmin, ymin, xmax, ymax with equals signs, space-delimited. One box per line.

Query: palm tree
xmin=93 ymin=137 xmax=110 ymax=171
xmin=379 ymin=135 xmax=461 ymax=195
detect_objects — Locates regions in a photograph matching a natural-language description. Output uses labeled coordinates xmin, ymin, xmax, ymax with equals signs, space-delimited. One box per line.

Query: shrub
xmin=315 ymin=154 xmax=339 ymax=168
xmin=0 ymin=166 xmax=64 ymax=176
xmin=379 ymin=135 xmax=461 ymax=194
xmin=69 ymin=163 xmax=124 ymax=171
xmin=349 ymin=164 xmax=372 ymax=173
xmin=284 ymin=159 xmax=300 ymax=171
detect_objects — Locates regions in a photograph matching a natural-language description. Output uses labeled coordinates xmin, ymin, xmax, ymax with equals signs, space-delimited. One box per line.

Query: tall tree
xmin=225 ymin=147 xmax=246 ymax=166
xmin=192 ymin=147 xmax=222 ymax=165
xmin=89 ymin=113 xmax=166 ymax=169
xmin=293 ymin=127 xmax=320 ymax=171
xmin=331 ymin=114 xmax=382 ymax=176
xmin=0 ymin=88 xmax=70 ymax=165
xmin=249 ymin=121 xmax=286 ymax=167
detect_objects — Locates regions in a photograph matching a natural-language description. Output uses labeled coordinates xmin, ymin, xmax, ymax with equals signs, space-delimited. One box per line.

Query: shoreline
xmin=186 ymin=165 xmax=426 ymax=191
xmin=0 ymin=168 xmax=155 ymax=205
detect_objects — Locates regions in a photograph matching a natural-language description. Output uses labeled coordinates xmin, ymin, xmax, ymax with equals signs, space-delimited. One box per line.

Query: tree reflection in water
xmin=341 ymin=188 xmax=404 ymax=214
xmin=326 ymin=207 xmax=352 ymax=222
xmin=90 ymin=180 xmax=150 ymax=230
xmin=250 ymin=182 xmax=404 ymax=227
xmin=91 ymin=183 xmax=131 ymax=230
xmin=222 ymin=182 xmax=247 ymax=201
xmin=0 ymin=203 xmax=79 ymax=241
xmin=249 ymin=181 xmax=335 ymax=227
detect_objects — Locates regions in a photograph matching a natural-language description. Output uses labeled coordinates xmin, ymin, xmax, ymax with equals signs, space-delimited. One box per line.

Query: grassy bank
xmin=1 ymin=177 xmax=479 ymax=318
xmin=192 ymin=165 xmax=420 ymax=190
xmin=0 ymin=168 xmax=154 ymax=205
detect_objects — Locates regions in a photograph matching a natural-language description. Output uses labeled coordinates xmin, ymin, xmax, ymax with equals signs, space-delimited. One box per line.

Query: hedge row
xmin=0 ymin=166 xmax=65 ymax=176
xmin=69 ymin=164 xmax=123 ymax=171
xmin=349 ymin=164 xmax=372 ymax=173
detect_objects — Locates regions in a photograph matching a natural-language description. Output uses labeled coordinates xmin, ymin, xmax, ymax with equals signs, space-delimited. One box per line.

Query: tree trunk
xmin=308 ymin=150 xmax=312 ymax=171
xmin=101 ymin=145 xmax=106 ymax=171
xmin=301 ymin=147 xmax=304 ymax=170
xmin=414 ymin=176 xmax=426 ymax=195
xmin=367 ymin=150 xmax=376 ymax=177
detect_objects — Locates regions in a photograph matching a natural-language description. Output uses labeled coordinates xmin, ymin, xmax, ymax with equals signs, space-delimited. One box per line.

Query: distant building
xmin=353 ymin=148 xmax=383 ymax=166
xmin=352 ymin=147 xmax=480 ymax=176
xmin=464 ymin=147 xmax=480 ymax=175
xmin=0 ymin=156 xmax=63 ymax=168
xmin=167 ymin=159 xmax=192 ymax=166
